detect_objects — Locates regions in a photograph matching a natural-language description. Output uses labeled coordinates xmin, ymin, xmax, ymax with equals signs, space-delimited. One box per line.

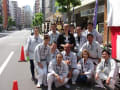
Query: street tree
xmin=32 ymin=13 xmax=43 ymax=33
xmin=8 ymin=17 xmax=16 ymax=29
xmin=32 ymin=13 xmax=43 ymax=26
xmin=56 ymin=0 xmax=81 ymax=24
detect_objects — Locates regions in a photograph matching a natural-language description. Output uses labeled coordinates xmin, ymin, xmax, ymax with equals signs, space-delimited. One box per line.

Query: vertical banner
xmin=93 ymin=0 xmax=98 ymax=29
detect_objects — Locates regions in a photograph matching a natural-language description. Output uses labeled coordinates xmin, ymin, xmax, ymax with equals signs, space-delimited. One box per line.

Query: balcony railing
xmin=81 ymin=5 xmax=104 ymax=17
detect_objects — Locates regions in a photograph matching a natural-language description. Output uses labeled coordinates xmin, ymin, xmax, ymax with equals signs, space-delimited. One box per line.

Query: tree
xmin=56 ymin=0 xmax=81 ymax=24
xmin=32 ymin=13 xmax=43 ymax=26
xmin=8 ymin=17 xmax=16 ymax=28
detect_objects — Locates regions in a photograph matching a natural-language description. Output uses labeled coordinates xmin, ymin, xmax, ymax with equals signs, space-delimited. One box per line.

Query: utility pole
xmin=104 ymin=0 xmax=111 ymax=45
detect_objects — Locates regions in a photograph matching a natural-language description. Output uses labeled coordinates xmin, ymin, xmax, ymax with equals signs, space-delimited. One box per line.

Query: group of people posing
xmin=25 ymin=22 xmax=118 ymax=90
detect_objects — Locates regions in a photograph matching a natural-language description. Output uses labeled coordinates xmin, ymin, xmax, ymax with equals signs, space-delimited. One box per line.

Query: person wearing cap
xmin=82 ymin=22 xmax=103 ymax=44
xmin=61 ymin=43 xmax=78 ymax=86
xmin=78 ymin=33 xmax=101 ymax=65
xmin=74 ymin=49 xmax=94 ymax=84
xmin=26 ymin=26 xmax=43 ymax=83
xmin=95 ymin=49 xmax=118 ymax=90
xmin=74 ymin=26 xmax=87 ymax=53
xmin=34 ymin=34 xmax=51 ymax=88
xmin=47 ymin=53 xmax=69 ymax=90
xmin=48 ymin=22 xmax=60 ymax=45
xmin=50 ymin=41 xmax=60 ymax=61
xmin=57 ymin=23 xmax=75 ymax=51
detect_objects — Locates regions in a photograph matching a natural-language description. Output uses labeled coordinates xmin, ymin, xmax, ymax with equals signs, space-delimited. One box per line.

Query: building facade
xmin=34 ymin=0 xmax=53 ymax=22
xmin=16 ymin=7 xmax=22 ymax=29
xmin=74 ymin=0 xmax=104 ymax=33
xmin=21 ymin=7 xmax=25 ymax=28
xmin=21 ymin=5 xmax=32 ymax=28
xmin=2 ymin=0 xmax=9 ymax=29
xmin=34 ymin=0 xmax=40 ymax=14
xmin=9 ymin=1 xmax=18 ymax=25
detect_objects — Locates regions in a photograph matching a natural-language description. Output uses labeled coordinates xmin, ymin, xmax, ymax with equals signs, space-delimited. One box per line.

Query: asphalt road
xmin=0 ymin=30 xmax=116 ymax=90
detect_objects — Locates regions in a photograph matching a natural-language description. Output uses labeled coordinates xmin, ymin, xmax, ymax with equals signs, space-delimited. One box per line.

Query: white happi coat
xmin=61 ymin=51 xmax=77 ymax=69
xmin=47 ymin=60 xmax=68 ymax=88
xmin=79 ymin=41 xmax=102 ymax=64
xmin=61 ymin=51 xmax=79 ymax=82
xmin=50 ymin=49 xmax=60 ymax=61
xmin=26 ymin=35 xmax=43 ymax=59
xmin=34 ymin=42 xmax=51 ymax=85
xmin=96 ymin=58 xmax=118 ymax=89
xmin=48 ymin=31 xmax=60 ymax=45
xmin=77 ymin=58 xmax=94 ymax=79
xmin=74 ymin=33 xmax=87 ymax=52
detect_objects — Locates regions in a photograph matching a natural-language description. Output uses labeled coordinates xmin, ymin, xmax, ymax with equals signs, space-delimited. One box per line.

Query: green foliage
xmin=8 ymin=17 xmax=16 ymax=27
xmin=32 ymin=13 xmax=43 ymax=26
xmin=12 ymin=21 xmax=16 ymax=26
xmin=55 ymin=0 xmax=81 ymax=23
xmin=56 ymin=0 xmax=81 ymax=12
xmin=0 ymin=15 xmax=2 ymax=24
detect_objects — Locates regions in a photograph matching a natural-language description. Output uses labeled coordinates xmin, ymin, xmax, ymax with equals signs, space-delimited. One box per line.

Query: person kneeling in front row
xmin=47 ymin=53 xmax=69 ymax=90
xmin=73 ymin=49 xmax=94 ymax=84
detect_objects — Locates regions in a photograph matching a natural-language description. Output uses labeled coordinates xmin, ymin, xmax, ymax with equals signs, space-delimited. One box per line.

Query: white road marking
xmin=0 ymin=51 xmax=14 ymax=76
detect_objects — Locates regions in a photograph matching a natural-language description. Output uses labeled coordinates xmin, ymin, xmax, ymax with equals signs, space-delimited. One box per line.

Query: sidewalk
xmin=0 ymin=30 xmax=14 ymax=38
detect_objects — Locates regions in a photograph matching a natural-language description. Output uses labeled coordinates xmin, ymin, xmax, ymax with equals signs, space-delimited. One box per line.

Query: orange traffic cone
xmin=12 ymin=80 xmax=18 ymax=90
xmin=19 ymin=46 xmax=26 ymax=62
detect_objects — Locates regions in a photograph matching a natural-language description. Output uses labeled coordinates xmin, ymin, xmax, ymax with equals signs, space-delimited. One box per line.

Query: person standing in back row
xmin=26 ymin=26 xmax=43 ymax=83
xmin=48 ymin=22 xmax=60 ymax=45
xmin=82 ymin=22 xmax=102 ymax=44
xmin=34 ymin=34 xmax=51 ymax=88
xmin=57 ymin=23 xmax=75 ymax=51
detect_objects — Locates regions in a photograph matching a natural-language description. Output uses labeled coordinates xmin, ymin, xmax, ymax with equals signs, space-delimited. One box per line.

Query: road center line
xmin=0 ymin=51 xmax=14 ymax=76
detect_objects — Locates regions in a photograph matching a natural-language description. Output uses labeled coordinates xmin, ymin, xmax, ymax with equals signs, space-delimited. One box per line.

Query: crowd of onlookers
xmin=25 ymin=22 xmax=120 ymax=90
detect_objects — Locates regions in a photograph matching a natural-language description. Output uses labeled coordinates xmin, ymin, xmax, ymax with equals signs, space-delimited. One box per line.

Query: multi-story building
xmin=9 ymin=1 xmax=18 ymax=25
xmin=34 ymin=0 xmax=53 ymax=22
xmin=34 ymin=0 xmax=45 ymax=21
xmin=34 ymin=0 xmax=40 ymax=14
xmin=16 ymin=7 xmax=21 ymax=28
xmin=21 ymin=7 xmax=25 ymax=28
xmin=24 ymin=5 xmax=32 ymax=28
xmin=21 ymin=5 xmax=32 ymax=28
xmin=50 ymin=0 xmax=56 ymax=13
xmin=2 ymin=0 xmax=9 ymax=29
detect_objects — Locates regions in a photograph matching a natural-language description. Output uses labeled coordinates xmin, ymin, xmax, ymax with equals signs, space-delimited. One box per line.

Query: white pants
xmin=96 ymin=73 xmax=116 ymax=90
xmin=72 ymin=68 xmax=93 ymax=82
xmin=36 ymin=61 xmax=47 ymax=85
xmin=72 ymin=69 xmax=80 ymax=82
xmin=47 ymin=73 xmax=68 ymax=90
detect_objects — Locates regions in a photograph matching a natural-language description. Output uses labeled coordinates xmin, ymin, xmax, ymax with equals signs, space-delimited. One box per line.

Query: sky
xmin=9 ymin=0 xmax=34 ymax=10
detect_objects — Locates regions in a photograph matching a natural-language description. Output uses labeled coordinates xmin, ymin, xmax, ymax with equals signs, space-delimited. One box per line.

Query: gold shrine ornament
xmin=57 ymin=25 xmax=62 ymax=30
